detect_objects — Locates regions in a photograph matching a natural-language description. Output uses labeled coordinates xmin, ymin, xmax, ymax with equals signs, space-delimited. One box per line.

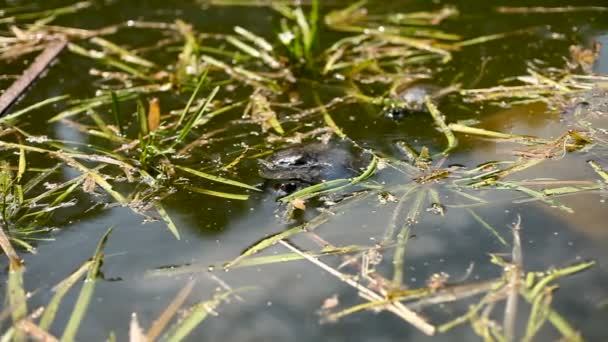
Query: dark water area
xmin=1 ymin=1 xmax=608 ymax=341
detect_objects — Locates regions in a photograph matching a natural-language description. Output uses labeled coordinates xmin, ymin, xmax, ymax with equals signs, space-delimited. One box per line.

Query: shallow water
xmin=1 ymin=1 xmax=608 ymax=341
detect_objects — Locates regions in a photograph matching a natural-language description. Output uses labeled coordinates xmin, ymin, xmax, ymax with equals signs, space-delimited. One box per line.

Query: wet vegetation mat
xmin=1 ymin=0 xmax=608 ymax=341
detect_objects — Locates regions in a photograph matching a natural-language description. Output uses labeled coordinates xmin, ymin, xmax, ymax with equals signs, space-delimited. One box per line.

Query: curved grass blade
xmin=350 ymin=155 xmax=378 ymax=184
xmin=224 ymin=223 xmax=308 ymax=269
xmin=279 ymin=178 xmax=350 ymax=202
xmin=279 ymin=155 xmax=377 ymax=202
xmin=175 ymin=165 xmax=260 ymax=192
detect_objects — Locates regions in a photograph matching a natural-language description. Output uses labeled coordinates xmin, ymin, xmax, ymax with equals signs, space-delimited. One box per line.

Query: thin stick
xmin=0 ymin=38 xmax=67 ymax=116
xmin=278 ymin=239 xmax=436 ymax=336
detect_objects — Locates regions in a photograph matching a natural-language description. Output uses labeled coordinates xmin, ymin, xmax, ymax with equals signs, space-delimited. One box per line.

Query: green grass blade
xmin=61 ymin=227 xmax=113 ymax=342
xmin=39 ymin=260 xmax=94 ymax=330
xmin=280 ymin=154 xmax=377 ymax=202
xmin=154 ymin=203 xmax=181 ymax=240
xmin=496 ymin=181 xmax=573 ymax=213
xmin=187 ymin=186 xmax=250 ymax=200
xmin=137 ymin=98 xmax=149 ymax=136
xmin=6 ymin=259 xmax=27 ymax=342
xmin=392 ymin=226 xmax=410 ymax=287
xmin=175 ymin=165 xmax=260 ymax=191
xmin=467 ymin=209 xmax=508 ymax=246
xmin=0 ymin=95 xmax=69 ymax=124
xmin=350 ymin=155 xmax=378 ymax=184
xmin=176 ymin=71 xmax=207 ymax=127
xmin=588 ymin=160 xmax=608 ymax=183
xmin=164 ymin=291 xmax=235 ymax=342
xmin=222 ymin=245 xmax=370 ymax=269
xmin=279 ymin=178 xmax=350 ymax=202
xmin=224 ymin=223 xmax=311 ymax=269
xmin=425 ymin=96 xmax=456 ymax=154
xmin=22 ymin=163 xmax=61 ymax=194
xmin=234 ymin=26 xmax=273 ymax=51
xmin=176 ymin=86 xmax=219 ymax=144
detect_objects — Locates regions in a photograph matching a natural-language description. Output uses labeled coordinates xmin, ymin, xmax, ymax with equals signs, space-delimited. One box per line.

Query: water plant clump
xmin=1 ymin=1 xmax=608 ymax=341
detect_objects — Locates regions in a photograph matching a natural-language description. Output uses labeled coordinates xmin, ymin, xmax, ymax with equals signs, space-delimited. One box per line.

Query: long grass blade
xmin=176 ymin=71 xmax=207 ymax=127
xmin=176 ymin=86 xmax=219 ymax=144
xmin=39 ymin=260 xmax=94 ymax=330
xmin=0 ymin=95 xmax=68 ymax=124
xmin=175 ymin=165 xmax=260 ymax=191
xmin=6 ymin=258 xmax=27 ymax=342
xmin=187 ymin=186 xmax=250 ymax=200
xmin=61 ymin=227 xmax=113 ymax=342
xmin=164 ymin=291 xmax=235 ymax=342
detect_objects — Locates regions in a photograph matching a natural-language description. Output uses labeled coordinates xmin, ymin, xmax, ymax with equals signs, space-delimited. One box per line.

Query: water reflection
xmin=1 ymin=1 xmax=608 ymax=341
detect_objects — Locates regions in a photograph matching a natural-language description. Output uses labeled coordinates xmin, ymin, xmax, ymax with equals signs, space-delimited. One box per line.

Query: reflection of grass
xmin=1 ymin=1 xmax=607 ymax=340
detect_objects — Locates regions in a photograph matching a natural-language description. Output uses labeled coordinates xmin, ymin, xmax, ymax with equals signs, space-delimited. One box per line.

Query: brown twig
xmin=0 ymin=38 xmax=67 ymax=116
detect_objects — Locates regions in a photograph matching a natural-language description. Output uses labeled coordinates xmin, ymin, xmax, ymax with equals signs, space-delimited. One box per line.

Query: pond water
xmin=1 ymin=1 xmax=608 ymax=341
